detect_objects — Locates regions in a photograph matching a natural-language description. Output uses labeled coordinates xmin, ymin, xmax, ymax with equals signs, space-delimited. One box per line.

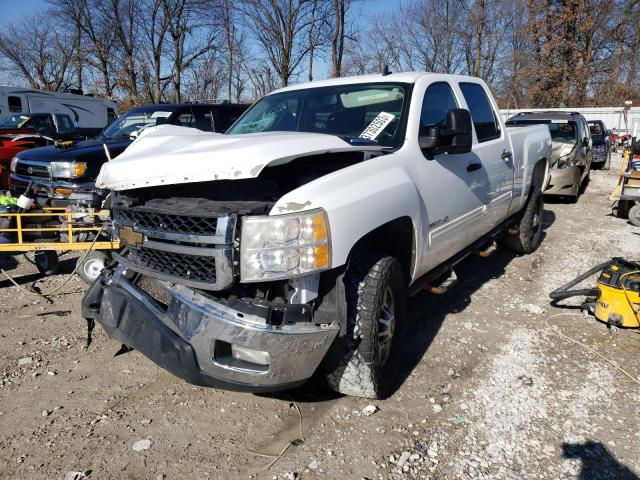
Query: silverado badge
xmin=118 ymin=226 xmax=144 ymax=246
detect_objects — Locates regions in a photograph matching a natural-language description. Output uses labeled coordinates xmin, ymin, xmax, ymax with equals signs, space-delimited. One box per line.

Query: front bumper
xmin=82 ymin=266 xmax=339 ymax=392
xmin=10 ymin=173 xmax=102 ymax=206
xmin=592 ymin=150 xmax=607 ymax=164
xmin=544 ymin=165 xmax=581 ymax=196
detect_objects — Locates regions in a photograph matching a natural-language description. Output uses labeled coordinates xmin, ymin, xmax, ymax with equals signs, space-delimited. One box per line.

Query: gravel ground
xmin=0 ymin=153 xmax=638 ymax=480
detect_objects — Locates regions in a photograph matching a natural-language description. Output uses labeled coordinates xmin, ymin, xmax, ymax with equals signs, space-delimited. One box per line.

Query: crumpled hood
xmin=96 ymin=125 xmax=386 ymax=191
xmin=551 ymin=141 xmax=576 ymax=163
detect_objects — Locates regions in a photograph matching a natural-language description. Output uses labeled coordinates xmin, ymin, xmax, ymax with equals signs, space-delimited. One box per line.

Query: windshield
xmin=102 ymin=108 xmax=175 ymax=139
xmin=0 ymin=115 xmax=31 ymax=128
xmin=589 ymin=122 xmax=604 ymax=139
xmin=507 ymin=118 xmax=577 ymax=144
xmin=227 ymin=83 xmax=410 ymax=147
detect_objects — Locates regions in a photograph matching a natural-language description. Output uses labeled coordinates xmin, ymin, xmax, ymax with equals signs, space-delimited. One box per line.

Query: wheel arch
xmin=347 ymin=216 xmax=416 ymax=285
xmin=533 ymin=156 xmax=548 ymax=192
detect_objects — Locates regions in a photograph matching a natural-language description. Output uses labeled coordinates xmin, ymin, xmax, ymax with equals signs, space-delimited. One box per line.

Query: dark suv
xmin=588 ymin=120 xmax=611 ymax=169
xmin=507 ymin=111 xmax=592 ymax=201
xmin=10 ymin=103 xmax=248 ymax=206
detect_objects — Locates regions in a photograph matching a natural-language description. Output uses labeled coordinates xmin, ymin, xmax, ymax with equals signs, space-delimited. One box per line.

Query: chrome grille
xmin=113 ymin=205 xmax=236 ymax=291
xmin=15 ymin=161 xmax=49 ymax=178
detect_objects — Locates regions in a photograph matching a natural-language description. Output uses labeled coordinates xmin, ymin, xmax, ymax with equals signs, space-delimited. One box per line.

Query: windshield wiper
xmin=338 ymin=135 xmax=380 ymax=146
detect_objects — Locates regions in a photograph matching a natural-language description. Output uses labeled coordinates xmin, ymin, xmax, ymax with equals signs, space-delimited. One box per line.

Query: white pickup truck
xmin=82 ymin=72 xmax=551 ymax=399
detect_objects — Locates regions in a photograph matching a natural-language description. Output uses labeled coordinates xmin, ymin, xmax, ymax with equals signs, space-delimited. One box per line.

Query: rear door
xmin=458 ymin=82 xmax=514 ymax=231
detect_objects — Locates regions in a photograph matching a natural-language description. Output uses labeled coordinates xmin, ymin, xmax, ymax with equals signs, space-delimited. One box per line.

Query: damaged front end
xmin=82 ymin=180 xmax=345 ymax=391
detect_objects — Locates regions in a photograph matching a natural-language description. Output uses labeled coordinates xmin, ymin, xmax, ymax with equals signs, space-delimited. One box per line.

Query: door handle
xmin=501 ymin=150 xmax=513 ymax=160
xmin=466 ymin=162 xmax=482 ymax=172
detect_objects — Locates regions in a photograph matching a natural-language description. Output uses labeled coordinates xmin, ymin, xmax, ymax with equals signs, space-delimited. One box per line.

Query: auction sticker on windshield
xmin=151 ymin=111 xmax=172 ymax=118
xmin=360 ymin=112 xmax=395 ymax=140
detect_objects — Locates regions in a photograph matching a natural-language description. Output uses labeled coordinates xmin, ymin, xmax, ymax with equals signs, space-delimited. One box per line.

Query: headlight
xmin=48 ymin=161 xmax=87 ymax=178
xmin=10 ymin=157 xmax=19 ymax=173
xmin=240 ymin=209 xmax=331 ymax=282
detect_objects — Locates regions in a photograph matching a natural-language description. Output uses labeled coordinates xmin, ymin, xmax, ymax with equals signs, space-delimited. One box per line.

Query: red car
xmin=0 ymin=113 xmax=77 ymax=190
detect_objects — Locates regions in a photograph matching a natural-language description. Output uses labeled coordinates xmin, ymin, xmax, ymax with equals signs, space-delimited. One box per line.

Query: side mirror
xmin=419 ymin=108 xmax=473 ymax=160
xmin=129 ymin=130 xmax=139 ymax=140
xmin=582 ymin=137 xmax=590 ymax=147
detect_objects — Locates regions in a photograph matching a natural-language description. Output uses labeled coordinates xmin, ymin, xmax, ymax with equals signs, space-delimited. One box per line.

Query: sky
xmin=0 ymin=0 xmax=47 ymax=22
xmin=0 ymin=0 xmax=392 ymax=26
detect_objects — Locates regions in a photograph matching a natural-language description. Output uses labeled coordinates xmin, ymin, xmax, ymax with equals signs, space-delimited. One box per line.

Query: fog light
xmin=54 ymin=188 xmax=73 ymax=197
xmin=231 ymin=344 xmax=270 ymax=366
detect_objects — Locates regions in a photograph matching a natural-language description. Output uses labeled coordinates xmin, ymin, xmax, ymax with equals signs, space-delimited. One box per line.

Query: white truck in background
xmin=83 ymin=72 xmax=552 ymax=399
xmin=0 ymin=86 xmax=117 ymax=137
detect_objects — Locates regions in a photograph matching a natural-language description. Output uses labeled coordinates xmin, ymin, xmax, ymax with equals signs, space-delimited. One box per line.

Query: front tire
xmin=499 ymin=184 xmax=544 ymax=254
xmin=326 ymin=254 xmax=406 ymax=399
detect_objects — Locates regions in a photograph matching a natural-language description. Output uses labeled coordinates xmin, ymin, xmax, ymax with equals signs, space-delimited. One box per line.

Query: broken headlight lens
xmin=240 ymin=209 xmax=331 ymax=282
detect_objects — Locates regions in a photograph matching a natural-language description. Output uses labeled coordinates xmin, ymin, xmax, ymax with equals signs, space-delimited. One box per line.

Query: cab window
xmin=459 ymin=83 xmax=501 ymax=142
xmin=174 ymin=111 xmax=196 ymax=128
xmin=420 ymin=82 xmax=458 ymax=128
xmin=107 ymin=108 xmax=117 ymax=124
xmin=55 ymin=114 xmax=74 ymax=134
xmin=214 ymin=108 xmax=242 ymax=133
xmin=26 ymin=114 xmax=54 ymax=134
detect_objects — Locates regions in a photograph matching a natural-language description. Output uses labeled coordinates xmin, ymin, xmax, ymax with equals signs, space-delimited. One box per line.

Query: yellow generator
xmin=550 ymin=258 xmax=640 ymax=328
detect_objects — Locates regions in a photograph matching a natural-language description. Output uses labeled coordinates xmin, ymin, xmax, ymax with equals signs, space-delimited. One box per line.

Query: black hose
xmin=549 ymin=259 xmax=612 ymax=301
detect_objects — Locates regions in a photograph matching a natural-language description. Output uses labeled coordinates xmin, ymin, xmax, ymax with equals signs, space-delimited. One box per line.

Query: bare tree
xmin=163 ymin=0 xmax=221 ymax=102
xmin=49 ymin=0 xmax=119 ymax=96
xmin=139 ymin=0 xmax=172 ymax=102
xmin=330 ymin=0 xmax=349 ymax=77
xmin=0 ymin=13 xmax=76 ymax=91
xmin=108 ymin=0 xmax=142 ymax=98
xmin=240 ymin=0 xmax=316 ymax=87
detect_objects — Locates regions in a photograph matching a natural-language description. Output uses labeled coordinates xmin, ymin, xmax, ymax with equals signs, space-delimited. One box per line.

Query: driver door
xmin=414 ymin=81 xmax=487 ymax=272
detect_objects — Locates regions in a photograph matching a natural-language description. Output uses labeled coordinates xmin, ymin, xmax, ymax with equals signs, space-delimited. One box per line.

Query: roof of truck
xmin=508 ymin=111 xmax=583 ymax=122
xmin=271 ymin=72 xmax=485 ymax=94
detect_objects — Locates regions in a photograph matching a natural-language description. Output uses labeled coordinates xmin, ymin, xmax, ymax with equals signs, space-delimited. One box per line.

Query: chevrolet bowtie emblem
xmin=118 ymin=226 xmax=144 ymax=246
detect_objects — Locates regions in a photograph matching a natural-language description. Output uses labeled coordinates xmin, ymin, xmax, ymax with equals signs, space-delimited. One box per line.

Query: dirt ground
xmin=0 ymin=154 xmax=639 ymax=480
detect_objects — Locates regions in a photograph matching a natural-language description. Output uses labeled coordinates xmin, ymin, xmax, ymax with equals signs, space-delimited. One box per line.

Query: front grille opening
xmin=124 ymin=246 xmax=217 ymax=284
xmin=113 ymin=207 xmax=218 ymax=235
xmin=133 ymin=274 xmax=171 ymax=310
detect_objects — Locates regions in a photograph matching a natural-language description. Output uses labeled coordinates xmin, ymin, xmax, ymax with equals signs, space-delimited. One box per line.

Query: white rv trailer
xmin=0 ymin=86 xmax=117 ymax=135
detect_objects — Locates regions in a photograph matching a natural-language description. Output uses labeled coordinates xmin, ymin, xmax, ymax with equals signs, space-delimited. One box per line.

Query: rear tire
xmin=499 ymin=185 xmax=544 ymax=254
xmin=34 ymin=251 xmax=59 ymax=276
xmin=628 ymin=205 xmax=640 ymax=227
xmin=326 ymin=254 xmax=406 ymax=399
xmin=615 ymin=200 xmax=632 ymax=219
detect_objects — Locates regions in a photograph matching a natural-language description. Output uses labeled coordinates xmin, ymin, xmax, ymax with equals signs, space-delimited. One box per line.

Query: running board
xmin=474 ymin=241 xmax=497 ymax=257
xmin=408 ymin=214 xmax=520 ymax=298
xmin=430 ymin=270 xmax=458 ymax=294
xmin=408 ymin=268 xmax=458 ymax=296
